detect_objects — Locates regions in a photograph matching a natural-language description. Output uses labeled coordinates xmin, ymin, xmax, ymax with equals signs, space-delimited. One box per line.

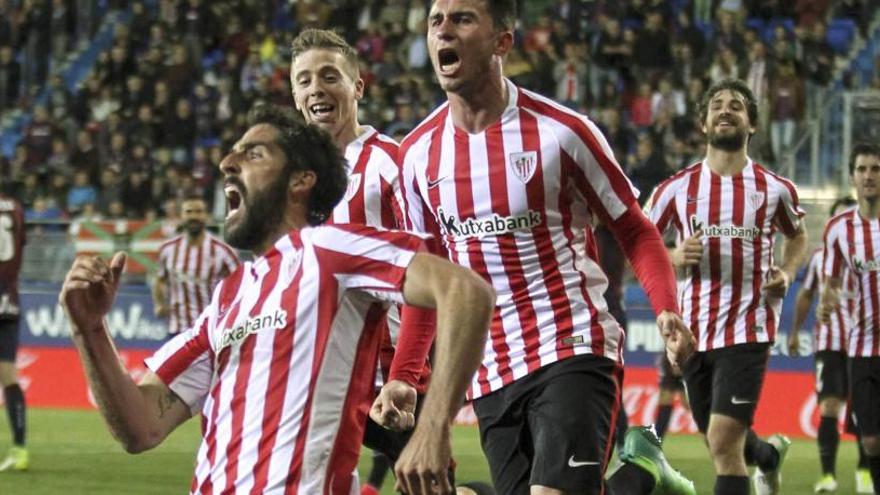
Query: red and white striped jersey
xmin=400 ymin=79 xmax=638 ymax=399
xmin=329 ymin=126 xmax=404 ymax=228
xmin=0 ymin=195 xmax=25 ymax=319
xmin=647 ymin=159 xmax=804 ymax=351
xmin=145 ymin=224 xmax=426 ymax=494
xmin=823 ymin=209 xmax=880 ymax=357
xmin=802 ymin=248 xmax=853 ymax=352
xmin=157 ymin=232 xmax=240 ymax=334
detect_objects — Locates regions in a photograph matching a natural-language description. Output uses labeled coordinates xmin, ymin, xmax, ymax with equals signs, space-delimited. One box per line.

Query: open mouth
xmin=309 ymin=102 xmax=335 ymax=119
xmin=437 ymin=48 xmax=461 ymax=75
xmin=224 ymin=182 xmax=243 ymax=220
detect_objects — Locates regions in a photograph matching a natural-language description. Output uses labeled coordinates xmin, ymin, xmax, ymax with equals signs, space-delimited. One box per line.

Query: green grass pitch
xmin=0 ymin=409 xmax=862 ymax=494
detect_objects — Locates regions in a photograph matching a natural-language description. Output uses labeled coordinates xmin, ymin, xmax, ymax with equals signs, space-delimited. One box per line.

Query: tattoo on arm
xmin=157 ymin=391 xmax=178 ymax=418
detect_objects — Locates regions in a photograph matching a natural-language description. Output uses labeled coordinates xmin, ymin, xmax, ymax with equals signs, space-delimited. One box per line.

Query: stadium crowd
xmin=0 ymin=0 xmax=878 ymax=222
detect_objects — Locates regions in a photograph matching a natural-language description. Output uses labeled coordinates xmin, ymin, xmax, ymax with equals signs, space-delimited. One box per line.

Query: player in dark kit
xmin=0 ymin=193 xmax=27 ymax=472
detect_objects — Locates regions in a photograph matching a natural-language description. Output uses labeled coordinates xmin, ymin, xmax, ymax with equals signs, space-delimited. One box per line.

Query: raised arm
xmin=60 ymin=253 xmax=191 ymax=453
xmin=392 ymin=252 xmax=494 ymax=495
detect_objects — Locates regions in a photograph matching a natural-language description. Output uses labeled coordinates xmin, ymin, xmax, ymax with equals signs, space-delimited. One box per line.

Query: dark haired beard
xmin=708 ymin=128 xmax=748 ymax=152
xmin=184 ymin=220 xmax=205 ymax=237
xmin=224 ymin=169 xmax=291 ymax=251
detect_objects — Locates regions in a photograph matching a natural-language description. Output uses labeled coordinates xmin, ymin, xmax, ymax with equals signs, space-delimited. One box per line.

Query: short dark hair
xmin=829 ymin=196 xmax=856 ymax=216
xmin=290 ymin=28 xmax=359 ymax=78
xmin=699 ymin=78 xmax=759 ymax=129
xmin=486 ymin=0 xmax=517 ymax=30
xmin=246 ymin=104 xmax=347 ymax=226
xmin=181 ymin=192 xmax=206 ymax=204
xmin=849 ymin=142 xmax=880 ymax=175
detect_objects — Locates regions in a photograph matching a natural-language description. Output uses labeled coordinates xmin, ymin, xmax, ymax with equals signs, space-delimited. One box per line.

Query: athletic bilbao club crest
xmin=508 ymin=151 xmax=538 ymax=184
xmin=747 ymin=192 xmax=765 ymax=210
xmin=344 ymin=174 xmax=362 ymax=202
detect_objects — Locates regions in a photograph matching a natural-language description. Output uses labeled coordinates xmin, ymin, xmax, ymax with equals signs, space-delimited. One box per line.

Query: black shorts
xmin=849 ymin=356 xmax=880 ymax=436
xmin=657 ymin=353 xmax=684 ymax=391
xmin=815 ymin=350 xmax=848 ymax=400
xmin=682 ymin=342 xmax=770 ymax=433
xmin=473 ymin=354 xmax=622 ymax=494
xmin=0 ymin=318 xmax=19 ymax=362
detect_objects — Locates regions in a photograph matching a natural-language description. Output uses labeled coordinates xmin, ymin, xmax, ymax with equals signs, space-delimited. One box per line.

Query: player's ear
xmin=289 ymin=170 xmax=317 ymax=198
xmin=495 ymin=30 xmax=513 ymax=57
xmin=355 ymin=77 xmax=365 ymax=101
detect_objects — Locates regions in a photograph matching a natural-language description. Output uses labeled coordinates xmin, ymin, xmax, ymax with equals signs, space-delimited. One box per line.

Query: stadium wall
xmin=10 ymin=281 xmax=841 ymax=440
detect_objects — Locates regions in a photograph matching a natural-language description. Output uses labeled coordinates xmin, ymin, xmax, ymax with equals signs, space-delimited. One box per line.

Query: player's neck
xmin=447 ymin=76 xmax=508 ymax=135
xmin=704 ymin=146 xmax=748 ymax=176
xmin=333 ymin=122 xmax=363 ymax=152
xmin=858 ymin=198 xmax=880 ymax=219
xmin=251 ymin=207 xmax=309 ymax=256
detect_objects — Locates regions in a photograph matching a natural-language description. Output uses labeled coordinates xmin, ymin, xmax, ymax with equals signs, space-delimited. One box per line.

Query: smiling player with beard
xmin=152 ymin=194 xmax=240 ymax=338
xmin=647 ymin=78 xmax=809 ymax=495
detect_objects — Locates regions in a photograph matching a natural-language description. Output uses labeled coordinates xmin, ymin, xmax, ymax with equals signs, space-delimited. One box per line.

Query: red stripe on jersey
xmin=399 ymin=105 xmax=449 ymax=159
xmin=518 ymin=92 xmax=638 ymax=219
xmin=453 ymin=127 xmax=514 ymax=387
xmin=323 ymin=304 xmax=386 ymax=494
xmin=685 ymin=167 xmax=703 ymax=341
xmin=845 ymin=297 xmax=855 ymax=350
xmin=847 ymin=218 xmax=866 ymax=354
xmin=705 ymin=172 xmax=723 ymax=349
xmin=168 ymin=238 xmax=184 ymax=332
xmin=221 ymin=252 xmax=283 ymax=493
xmin=724 ymin=175 xmax=745 ymax=346
xmin=745 ymin=168 xmax=769 ymax=343
xmin=154 ymin=318 xmax=212 ymax=383
xmin=205 ymin=242 xmax=216 ymax=309
xmin=558 ymin=151 xmax=605 ymax=353
xmin=485 ymin=121 xmax=542 ymax=372
xmin=518 ymin=109 xmax=577 ymax=360
xmin=249 ymin=246 xmax=305 ymax=494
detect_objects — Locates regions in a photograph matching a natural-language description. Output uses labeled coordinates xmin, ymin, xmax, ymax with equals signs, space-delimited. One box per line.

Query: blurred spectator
xmin=66 ymin=170 xmax=98 ymax=216
xmin=651 ymin=77 xmax=686 ymax=120
xmin=598 ymin=107 xmax=636 ymax=163
xmin=746 ymin=40 xmax=772 ymax=157
xmin=46 ymin=137 xmax=71 ymax=176
xmin=769 ymin=60 xmax=805 ymax=166
xmin=633 ymin=11 xmax=673 ymax=79
xmin=590 ymin=16 xmax=630 ymax=99
xmin=25 ymin=196 xmax=65 ymax=230
xmin=710 ymin=10 xmax=747 ymax=61
xmin=628 ymin=134 xmax=672 ymax=202
xmin=105 ymin=199 xmax=127 ymax=220
xmin=96 ymin=168 xmax=121 ymax=215
xmin=22 ymin=106 xmax=59 ymax=168
xmin=799 ymin=20 xmax=834 ymax=118
xmin=15 ymin=173 xmax=42 ymax=210
xmin=20 ymin=0 xmax=51 ymax=92
xmin=45 ymin=173 xmax=68 ymax=211
xmin=0 ymin=45 xmax=20 ymax=110
xmin=675 ymin=10 xmax=706 ymax=62
xmin=629 ymin=82 xmax=653 ymax=129
xmin=70 ymin=129 xmax=100 ymax=181
xmin=554 ymin=41 xmax=588 ymax=109
xmin=709 ymin=46 xmax=743 ymax=84
xmin=165 ymin=99 xmax=197 ymax=160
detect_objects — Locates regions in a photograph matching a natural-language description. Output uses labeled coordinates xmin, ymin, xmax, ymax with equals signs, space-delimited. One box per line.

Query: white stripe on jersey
xmin=157 ymin=233 xmax=239 ymax=334
xmin=802 ymin=249 xmax=852 ymax=352
xmin=823 ymin=210 xmax=880 ymax=357
xmin=400 ymin=79 xmax=635 ymax=399
xmin=145 ymin=225 xmax=425 ymax=494
xmin=647 ymin=159 xmax=804 ymax=351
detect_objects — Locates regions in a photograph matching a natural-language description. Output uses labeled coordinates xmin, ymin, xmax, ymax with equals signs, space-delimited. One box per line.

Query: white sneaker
xmin=752 ymin=434 xmax=790 ymax=495
xmin=813 ymin=474 xmax=838 ymax=493
xmin=855 ymin=468 xmax=873 ymax=494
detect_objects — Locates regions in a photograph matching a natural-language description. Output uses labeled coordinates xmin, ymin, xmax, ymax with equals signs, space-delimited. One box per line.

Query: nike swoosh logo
xmin=731 ymin=396 xmax=754 ymax=405
xmin=567 ymin=456 xmax=600 ymax=468
xmin=427 ymin=176 xmax=447 ymax=189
